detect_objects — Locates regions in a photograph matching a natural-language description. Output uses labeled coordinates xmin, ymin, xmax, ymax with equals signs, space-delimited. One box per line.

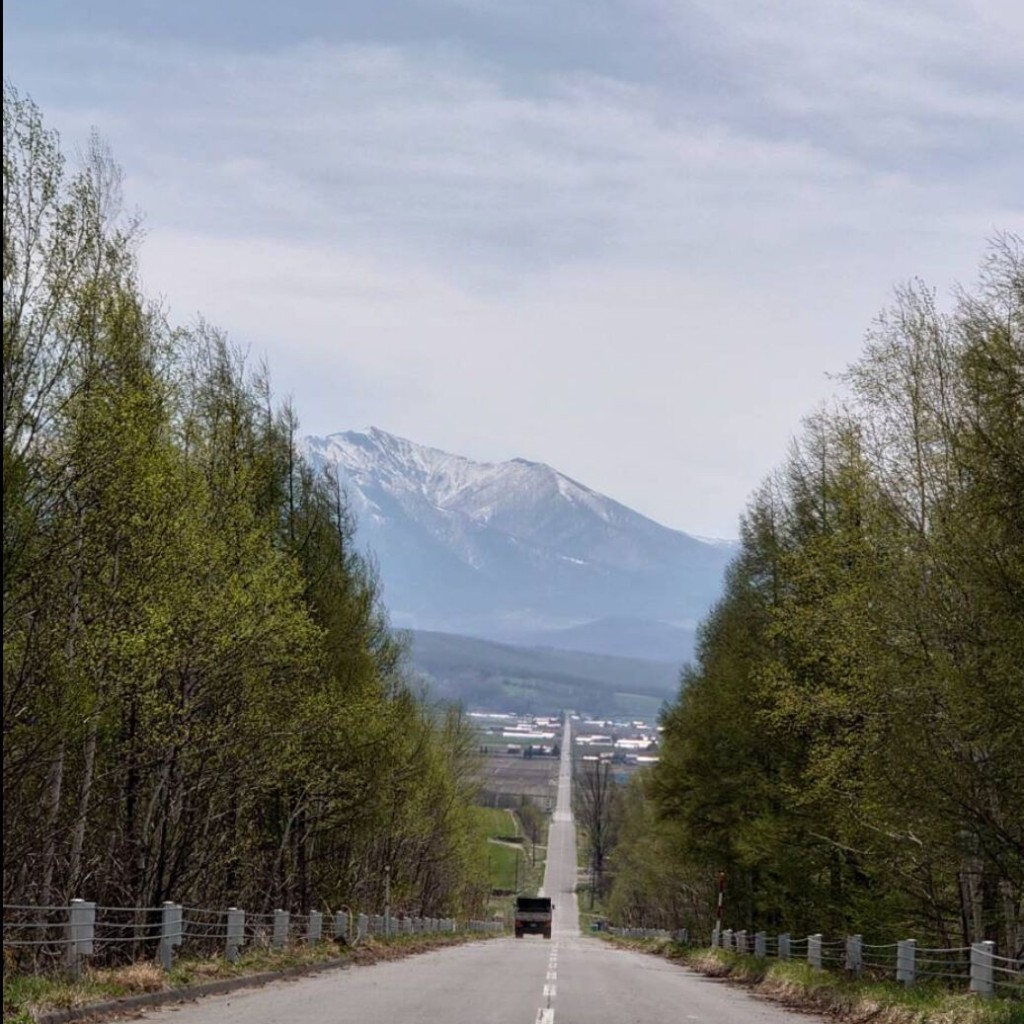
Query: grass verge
xmin=3 ymin=931 xmax=501 ymax=1023
xmin=599 ymin=938 xmax=1022 ymax=1024
xmin=475 ymin=804 xmax=547 ymax=920
xmin=576 ymin=885 xmax=609 ymax=935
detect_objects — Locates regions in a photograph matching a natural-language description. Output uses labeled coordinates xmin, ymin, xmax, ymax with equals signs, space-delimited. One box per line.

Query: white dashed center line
xmin=534 ymin=943 xmax=559 ymax=1022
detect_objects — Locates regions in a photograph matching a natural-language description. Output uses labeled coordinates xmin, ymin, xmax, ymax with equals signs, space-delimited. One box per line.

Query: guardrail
xmin=708 ymin=926 xmax=1022 ymax=1000
xmin=3 ymin=901 xmax=504 ymax=977
xmin=608 ymin=926 xmax=688 ymax=942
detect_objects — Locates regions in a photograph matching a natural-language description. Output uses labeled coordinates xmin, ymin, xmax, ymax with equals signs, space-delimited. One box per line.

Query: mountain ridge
xmin=303 ymin=427 xmax=735 ymax=654
xmin=406 ymin=628 xmax=681 ymax=717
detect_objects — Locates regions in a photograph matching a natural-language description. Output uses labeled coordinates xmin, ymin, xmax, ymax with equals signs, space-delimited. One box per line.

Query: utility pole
xmin=384 ymin=865 xmax=391 ymax=938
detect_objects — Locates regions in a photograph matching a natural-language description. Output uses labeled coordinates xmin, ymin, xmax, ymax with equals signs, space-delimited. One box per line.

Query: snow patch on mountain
xmin=303 ymin=427 xmax=735 ymax=651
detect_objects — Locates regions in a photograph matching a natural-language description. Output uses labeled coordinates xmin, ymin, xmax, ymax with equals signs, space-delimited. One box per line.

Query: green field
xmin=474 ymin=806 xmax=519 ymax=839
xmin=473 ymin=805 xmax=547 ymax=911
xmin=474 ymin=807 xmax=523 ymax=893
xmin=488 ymin=842 xmax=523 ymax=893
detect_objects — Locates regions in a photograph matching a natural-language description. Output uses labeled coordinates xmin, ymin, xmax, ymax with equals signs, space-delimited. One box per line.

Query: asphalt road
xmin=141 ymin=719 xmax=824 ymax=1023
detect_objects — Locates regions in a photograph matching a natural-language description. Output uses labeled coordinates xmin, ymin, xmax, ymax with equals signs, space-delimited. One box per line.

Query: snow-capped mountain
xmin=304 ymin=428 xmax=735 ymax=657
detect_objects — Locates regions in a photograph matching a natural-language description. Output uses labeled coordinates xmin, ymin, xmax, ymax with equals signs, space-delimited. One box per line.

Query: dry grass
xmin=600 ymin=940 xmax=1022 ymax=1024
xmin=103 ymin=961 xmax=164 ymax=994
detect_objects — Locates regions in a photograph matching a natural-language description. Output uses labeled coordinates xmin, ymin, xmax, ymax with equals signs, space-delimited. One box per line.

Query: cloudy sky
xmin=4 ymin=0 xmax=1022 ymax=537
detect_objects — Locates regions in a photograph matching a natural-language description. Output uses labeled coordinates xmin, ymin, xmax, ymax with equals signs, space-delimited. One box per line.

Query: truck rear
xmin=514 ymin=896 xmax=553 ymax=939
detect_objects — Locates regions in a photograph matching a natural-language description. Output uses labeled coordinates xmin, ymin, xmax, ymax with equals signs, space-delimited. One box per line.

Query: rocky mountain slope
xmin=304 ymin=428 xmax=734 ymax=659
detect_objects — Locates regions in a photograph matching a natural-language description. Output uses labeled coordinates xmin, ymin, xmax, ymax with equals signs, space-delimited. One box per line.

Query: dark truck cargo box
xmin=514 ymin=896 xmax=553 ymax=939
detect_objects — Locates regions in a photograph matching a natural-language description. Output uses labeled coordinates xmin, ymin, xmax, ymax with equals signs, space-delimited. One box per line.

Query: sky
xmin=4 ymin=0 xmax=1022 ymax=538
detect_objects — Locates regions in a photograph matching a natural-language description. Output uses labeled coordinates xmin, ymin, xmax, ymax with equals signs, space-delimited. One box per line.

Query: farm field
xmin=477 ymin=752 xmax=560 ymax=812
xmin=473 ymin=807 xmax=525 ymax=894
xmin=472 ymin=803 xmax=547 ymax=925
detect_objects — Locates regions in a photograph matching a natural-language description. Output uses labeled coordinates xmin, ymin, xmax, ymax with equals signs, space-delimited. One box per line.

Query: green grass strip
xmin=599 ymin=939 xmax=1023 ymax=1024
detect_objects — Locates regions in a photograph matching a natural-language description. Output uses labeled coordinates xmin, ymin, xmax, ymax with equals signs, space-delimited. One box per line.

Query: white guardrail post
xmin=226 ymin=907 xmax=245 ymax=962
xmin=845 ymin=934 xmax=862 ymax=975
xmin=272 ymin=909 xmax=289 ymax=949
xmin=896 ymin=938 xmax=916 ymax=986
xmin=970 ymin=940 xmax=995 ymax=998
xmin=50 ymin=897 xmax=1015 ymax=998
xmin=66 ymin=899 xmax=96 ymax=978
xmin=158 ymin=902 xmax=183 ymax=971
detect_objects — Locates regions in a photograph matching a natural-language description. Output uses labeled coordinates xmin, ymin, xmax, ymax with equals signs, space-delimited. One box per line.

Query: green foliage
xmin=605 ymin=776 xmax=713 ymax=932
xmin=668 ymin=948 xmax=1021 ymax=1024
xmin=608 ymin=236 xmax=1024 ymax=956
xmin=2 ymin=85 xmax=485 ymax=926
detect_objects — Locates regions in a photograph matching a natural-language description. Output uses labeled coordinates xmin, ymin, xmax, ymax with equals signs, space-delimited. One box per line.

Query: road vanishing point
xmin=140 ymin=719 xmax=825 ymax=1024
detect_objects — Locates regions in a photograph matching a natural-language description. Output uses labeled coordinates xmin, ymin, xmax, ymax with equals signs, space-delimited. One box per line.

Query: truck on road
xmin=514 ymin=896 xmax=553 ymax=939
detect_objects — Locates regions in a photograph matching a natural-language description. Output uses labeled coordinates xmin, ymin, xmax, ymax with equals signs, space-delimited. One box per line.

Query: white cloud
xmin=137 ymin=226 xmax=911 ymax=535
xmin=4 ymin=2 xmax=1021 ymax=535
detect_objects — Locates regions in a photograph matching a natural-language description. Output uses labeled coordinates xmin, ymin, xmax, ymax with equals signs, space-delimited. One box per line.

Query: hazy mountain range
xmin=304 ymin=428 xmax=735 ymax=668
xmin=407 ymin=629 xmax=681 ymax=718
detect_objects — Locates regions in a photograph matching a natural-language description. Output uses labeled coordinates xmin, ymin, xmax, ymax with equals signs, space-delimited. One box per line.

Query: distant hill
xmin=406 ymin=629 xmax=681 ymax=718
xmin=304 ymin=428 xmax=736 ymax=658
xmin=520 ymin=616 xmax=697 ymax=663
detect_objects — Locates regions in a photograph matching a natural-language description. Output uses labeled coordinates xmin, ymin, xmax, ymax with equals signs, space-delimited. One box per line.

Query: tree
xmin=575 ymin=758 xmax=620 ymax=906
xmin=612 ymin=235 xmax=1023 ymax=952
xmin=3 ymin=85 xmax=488 ymax=924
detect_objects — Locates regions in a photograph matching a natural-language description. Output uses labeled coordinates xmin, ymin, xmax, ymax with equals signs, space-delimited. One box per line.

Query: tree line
xmin=603 ymin=236 xmax=1023 ymax=957
xmin=3 ymin=84 xmax=488 ymax=919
